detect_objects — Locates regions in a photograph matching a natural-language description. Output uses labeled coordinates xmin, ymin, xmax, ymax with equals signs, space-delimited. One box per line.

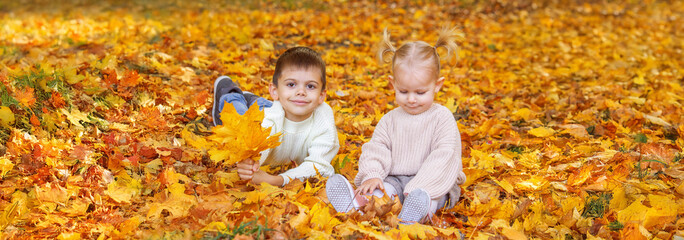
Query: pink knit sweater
xmin=354 ymin=104 xmax=466 ymax=199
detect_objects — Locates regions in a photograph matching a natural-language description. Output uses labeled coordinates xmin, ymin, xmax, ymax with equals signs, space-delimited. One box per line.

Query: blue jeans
xmin=217 ymin=93 xmax=273 ymax=116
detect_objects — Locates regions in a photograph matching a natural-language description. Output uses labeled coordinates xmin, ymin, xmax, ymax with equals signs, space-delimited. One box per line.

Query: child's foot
xmin=243 ymin=91 xmax=260 ymax=106
xmin=326 ymin=174 xmax=356 ymax=213
xmin=213 ymin=76 xmax=242 ymax=126
xmin=398 ymin=189 xmax=430 ymax=224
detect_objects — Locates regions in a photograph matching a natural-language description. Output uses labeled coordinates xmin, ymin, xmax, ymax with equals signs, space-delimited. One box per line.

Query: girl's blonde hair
xmin=378 ymin=27 xmax=463 ymax=79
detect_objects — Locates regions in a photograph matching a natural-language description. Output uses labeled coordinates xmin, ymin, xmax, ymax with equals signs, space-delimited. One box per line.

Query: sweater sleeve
xmin=258 ymin=102 xmax=283 ymax=164
xmin=404 ymin=110 xmax=465 ymax=199
xmin=354 ymin=115 xmax=393 ymax=186
xmin=278 ymin=106 xmax=340 ymax=185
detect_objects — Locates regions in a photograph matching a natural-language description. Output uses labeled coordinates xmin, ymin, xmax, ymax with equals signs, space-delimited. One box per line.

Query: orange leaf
xmin=15 ymin=87 xmax=36 ymax=108
xmin=49 ymin=92 xmax=66 ymax=108
xmin=29 ymin=114 xmax=40 ymax=127
xmin=120 ymin=70 xmax=140 ymax=88
xmin=102 ymin=68 xmax=118 ymax=86
xmin=619 ymin=223 xmax=647 ymax=240
xmin=566 ymin=164 xmax=594 ymax=187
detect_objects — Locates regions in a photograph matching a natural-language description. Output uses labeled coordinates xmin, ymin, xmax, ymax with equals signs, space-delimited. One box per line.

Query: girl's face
xmin=389 ymin=66 xmax=444 ymax=115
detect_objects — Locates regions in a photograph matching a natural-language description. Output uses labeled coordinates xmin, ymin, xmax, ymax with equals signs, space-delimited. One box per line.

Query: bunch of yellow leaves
xmin=184 ymin=103 xmax=281 ymax=166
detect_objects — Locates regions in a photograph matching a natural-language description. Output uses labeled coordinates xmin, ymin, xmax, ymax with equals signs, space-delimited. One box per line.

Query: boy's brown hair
xmin=273 ymin=47 xmax=327 ymax=89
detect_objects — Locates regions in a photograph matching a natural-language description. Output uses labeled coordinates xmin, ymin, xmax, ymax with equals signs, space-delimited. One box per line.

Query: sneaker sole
xmin=398 ymin=189 xmax=430 ymax=224
xmin=326 ymin=174 xmax=355 ymax=213
xmin=213 ymin=76 xmax=232 ymax=126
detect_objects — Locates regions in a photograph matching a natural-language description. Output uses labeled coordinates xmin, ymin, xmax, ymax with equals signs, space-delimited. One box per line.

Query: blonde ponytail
xmin=377 ymin=27 xmax=396 ymax=64
xmin=433 ymin=27 xmax=464 ymax=61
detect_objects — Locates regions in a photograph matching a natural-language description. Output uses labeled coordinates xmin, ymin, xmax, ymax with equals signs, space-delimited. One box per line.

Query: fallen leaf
xmin=0 ymin=106 xmax=15 ymax=127
xmin=528 ymin=127 xmax=555 ymax=138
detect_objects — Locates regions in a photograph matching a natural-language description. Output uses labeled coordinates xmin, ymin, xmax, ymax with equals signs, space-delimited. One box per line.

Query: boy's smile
xmin=269 ymin=66 xmax=326 ymax=122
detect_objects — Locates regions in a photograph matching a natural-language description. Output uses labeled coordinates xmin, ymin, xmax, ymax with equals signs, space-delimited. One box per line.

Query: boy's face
xmin=269 ymin=66 xmax=326 ymax=122
xmin=389 ymin=66 xmax=444 ymax=115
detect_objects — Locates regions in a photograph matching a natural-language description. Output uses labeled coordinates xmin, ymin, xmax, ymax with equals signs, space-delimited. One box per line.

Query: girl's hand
xmin=236 ymin=158 xmax=260 ymax=180
xmin=356 ymin=178 xmax=384 ymax=195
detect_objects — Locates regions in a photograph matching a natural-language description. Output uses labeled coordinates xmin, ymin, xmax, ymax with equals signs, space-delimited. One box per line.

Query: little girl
xmin=326 ymin=28 xmax=467 ymax=224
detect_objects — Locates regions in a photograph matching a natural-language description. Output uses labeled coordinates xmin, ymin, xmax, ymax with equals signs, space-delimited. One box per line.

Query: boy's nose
xmin=296 ymin=86 xmax=306 ymax=95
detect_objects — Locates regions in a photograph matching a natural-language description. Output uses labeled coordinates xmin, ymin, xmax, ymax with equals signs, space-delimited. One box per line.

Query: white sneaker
xmin=398 ymin=189 xmax=430 ymax=224
xmin=326 ymin=174 xmax=356 ymax=213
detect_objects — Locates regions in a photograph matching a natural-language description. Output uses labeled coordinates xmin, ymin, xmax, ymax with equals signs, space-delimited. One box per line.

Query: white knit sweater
xmin=259 ymin=101 xmax=339 ymax=185
xmin=354 ymin=104 xmax=466 ymax=199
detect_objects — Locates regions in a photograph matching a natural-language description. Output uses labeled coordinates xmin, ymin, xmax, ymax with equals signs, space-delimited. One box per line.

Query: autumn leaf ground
xmin=1 ymin=0 xmax=683 ymax=239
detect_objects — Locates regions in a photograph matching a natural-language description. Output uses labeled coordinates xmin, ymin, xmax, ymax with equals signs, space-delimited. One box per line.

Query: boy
xmin=212 ymin=47 xmax=339 ymax=186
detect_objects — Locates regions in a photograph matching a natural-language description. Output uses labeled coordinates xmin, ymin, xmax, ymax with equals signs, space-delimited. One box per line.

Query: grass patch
xmin=582 ymin=193 xmax=611 ymax=218
xmin=507 ymin=145 xmax=525 ymax=154
xmin=608 ymin=220 xmax=624 ymax=231
xmin=204 ymin=218 xmax=274 ymax=240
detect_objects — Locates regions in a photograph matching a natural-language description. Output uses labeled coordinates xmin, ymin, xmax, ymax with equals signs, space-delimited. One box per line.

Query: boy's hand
xmin=356 ymin=178 xmax=384 ymax=195
xmin=251 ymin=170 xmax=284 ymax=186
xmin=237 ymin=158 xmax=260 ymax=180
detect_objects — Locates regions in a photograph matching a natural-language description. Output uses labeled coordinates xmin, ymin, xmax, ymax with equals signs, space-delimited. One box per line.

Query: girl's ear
xmin=388 ymin=75 xmax=395 ymax=88
xmin=434 ymin=77 xmax=445 ymax=92
xmin=269 ymin=82 xmax=279 ymax=100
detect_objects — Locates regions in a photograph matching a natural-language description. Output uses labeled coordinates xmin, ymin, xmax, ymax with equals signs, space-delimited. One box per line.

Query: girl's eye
xmin=286 ymin=82 xmax=295 ymax=87
xmin=417 ymin=92 xmax=426 ymax=95
xmin=399 ymin=91 xmax=408 ymax=94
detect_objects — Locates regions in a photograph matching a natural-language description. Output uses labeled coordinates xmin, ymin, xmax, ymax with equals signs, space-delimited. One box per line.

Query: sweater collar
xmin=283 ymin=113 xmax=314 ymax=133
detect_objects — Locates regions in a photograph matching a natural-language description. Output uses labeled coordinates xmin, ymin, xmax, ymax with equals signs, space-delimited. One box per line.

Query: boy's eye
xmin=286 ymin=82 xmax=295 ymax=87
xmin=306 ymin=84 xmax=317 ymax=89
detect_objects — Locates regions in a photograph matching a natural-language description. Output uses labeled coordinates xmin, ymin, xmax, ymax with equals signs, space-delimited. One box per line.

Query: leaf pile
xmin=1 ymin=0 xmax=683 ymax=239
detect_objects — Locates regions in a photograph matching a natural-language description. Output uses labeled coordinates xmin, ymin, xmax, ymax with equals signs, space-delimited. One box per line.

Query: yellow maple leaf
xmin=57 ymin=232 xmax=81 ymax=240
xmin=398 ymin=223 xmax=437 ymax=239
xmin=60 ymin=198 xmax=89 ymax=216
xmin=643 ymin=194 xmax=677 ymax=229
xmin=493 ymin=179 xmax=516 ymax=196
xmin=560 ymin=124 xmax=589 ymax=139
xmin=0 ymin=106 xmax=15 ymax=127
xmin=512 ymin=108 xmax=534 ymax=121
xmin=203 ymin=103 xmax=280 ymax=166
xmin=609 ymin=186 xmax=629 ymax=211
xmin=617 ymin=200 xmax=648 ymax=223
xmin=501 ymin=227 xmax=528 ymax=240
xmin=0 ymin=157 xmax=13 ymax=178
xmin=528 ymin=127 xmax=555 ymax=137
xmin=289 ymin=208 xmax=312 ymax=234
xmin=309 ymin=202 xmax=340 ymax=234
xmin=201 ymin=221 xmax=228 ymax=233
xmin=147 ymin=182 xmax=197 ymax=219
xmin=104 ymin=172 xmax=142 ymax=204
xmin=515 ymin=175 xmax=548 ymax=192
xmin=117 ymin=216 xmax=143 ymax=234
xmin=35 ymin=183 xmax=77 ymax=204
xmin=1 ymin=191 xmax=29 ymax=230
